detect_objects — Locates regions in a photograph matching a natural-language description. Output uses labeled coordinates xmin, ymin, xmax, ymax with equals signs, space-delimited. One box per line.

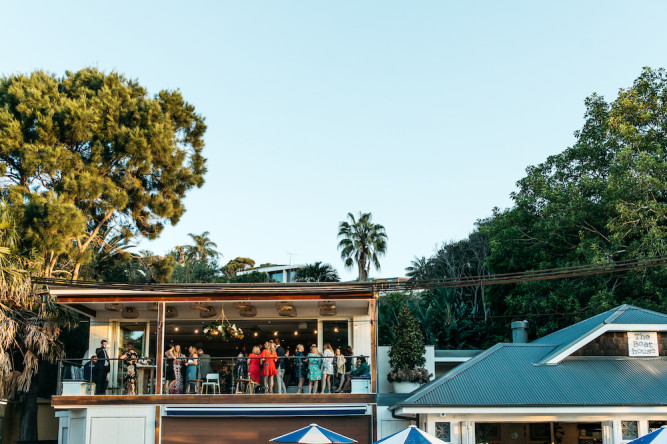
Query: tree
xmin=222 ymin=257 xmax=255 ymax=279
xmin=0 ymin=68 xmax=207 ymax=279
xmin=480 ymin=66 xmax=667 ymax=338
xmin=293 ymin=262 xmax=340 ymax=282
xmin=0 ymin=204 xmax=76 ymax=441
xmin=186 ymin=231 xmax=219 ymax=263
xmin=337 ymin=212 xmax=387 ymax=281
xmin=387 ymin=304 xmax=430 ymax=384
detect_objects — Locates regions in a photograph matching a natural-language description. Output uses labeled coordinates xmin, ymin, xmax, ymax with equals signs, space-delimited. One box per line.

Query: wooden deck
xmin=51 ymin=393 xmax=376 ymax=407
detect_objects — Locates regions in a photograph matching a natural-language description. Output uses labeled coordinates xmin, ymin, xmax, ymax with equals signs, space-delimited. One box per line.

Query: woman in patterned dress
xmin=120 ymin=344 xmax=139 ymax=395
xmin=307 ymin=345 xmax=322 ymax=394
xmin=169 ymin=345 xmax=184 ymax=394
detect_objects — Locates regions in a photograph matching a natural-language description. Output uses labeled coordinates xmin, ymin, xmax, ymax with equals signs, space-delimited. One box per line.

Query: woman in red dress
xmin=261 ymin=342 xmax=278 ymax=393
xmin=248 ymin=345 xmax=262 ymax=389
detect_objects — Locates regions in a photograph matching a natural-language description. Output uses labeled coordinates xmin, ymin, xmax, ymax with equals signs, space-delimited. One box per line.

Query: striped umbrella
xmin=628 ymin=427 xmax=667 ymax=444
xmin=372 ymin=425 xmax=447 ymax=444
xmin=270 ymin=424 xmax=357 ymax=444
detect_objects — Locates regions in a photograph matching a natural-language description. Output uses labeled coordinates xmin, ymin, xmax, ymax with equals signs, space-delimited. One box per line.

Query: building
xmin=236 ymin=264 xmax=303 ymax=283
xmin=48 ymin=280 xmax=378 ymax=444
xmin=391 ymin=305 xmax=667 ymax=444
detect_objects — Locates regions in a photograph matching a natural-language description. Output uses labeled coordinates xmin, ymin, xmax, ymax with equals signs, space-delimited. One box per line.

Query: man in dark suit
xmin=94 ymin=339 xmax=110 ymax=395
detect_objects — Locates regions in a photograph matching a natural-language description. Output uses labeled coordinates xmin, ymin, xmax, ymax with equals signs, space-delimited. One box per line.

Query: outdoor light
xmin=174 ymin=327 xmax=179 ymax=332
xmin=314 ymin=329 xmax=318 ymax=334
xmin=294 ymin=331 xmax=298 ymax=335
xmin=274 ymin=331 xmax=278 ymax=336
xmin=254 ymin=332 xmax=258 ymax=337
xmin=334 ymin=327 xmax=339 ymax=333
xmin=195 ymin=329 xmax=199 ymax=334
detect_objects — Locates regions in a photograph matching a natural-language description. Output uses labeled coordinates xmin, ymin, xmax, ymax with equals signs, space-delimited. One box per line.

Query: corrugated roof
xmin=395 ymin=305 xmax=667 ymax=409
xmin=395 ymin=343 xmax=667 ymax=407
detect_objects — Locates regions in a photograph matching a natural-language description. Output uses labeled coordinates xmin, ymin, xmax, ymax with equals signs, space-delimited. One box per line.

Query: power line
xmin=375 ymin=255 xmax=667 ymax=292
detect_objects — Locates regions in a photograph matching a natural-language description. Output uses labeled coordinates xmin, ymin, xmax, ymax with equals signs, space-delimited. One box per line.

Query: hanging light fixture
xmin=275 ymin=302 xmax=297 ymax=317
xmin=237 ymin=303 xmax=257 ymax=317
xmin=319 ymin=301 xmax=337 ymax=316
xmin=105 ymin=303 xmax=122 ymax=312
xmin=121 ymin=306 xmax=138 ymax=319
xmin=165 ymin=306 xmax=178 ymax=318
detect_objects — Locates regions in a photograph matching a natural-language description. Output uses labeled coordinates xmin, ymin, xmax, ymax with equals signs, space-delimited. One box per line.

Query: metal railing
xmin=56 ymin=355 xmax=370 ymax=396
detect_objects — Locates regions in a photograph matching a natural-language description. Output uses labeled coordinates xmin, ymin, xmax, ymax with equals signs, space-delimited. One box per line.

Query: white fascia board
xmin=434 ymin=357 xmax=473 ymax=363
xmin=544 ymin=324 xmax=667 ymax=365
xmin=394 ymin=406 xmax=667 ymax=416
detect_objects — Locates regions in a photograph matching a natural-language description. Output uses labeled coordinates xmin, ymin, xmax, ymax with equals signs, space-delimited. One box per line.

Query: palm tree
xmin=186 ymin=231 xmax=220 ymax=263
xmin=0 ymin=205 xmax=76 ymax=441
xmin=405 ymin=256 xmax=429 ymax=280
xmin=337 ymin=212 xmax=387 ymax=281
xmin=294 ymin=262 xmax=340 ymax=282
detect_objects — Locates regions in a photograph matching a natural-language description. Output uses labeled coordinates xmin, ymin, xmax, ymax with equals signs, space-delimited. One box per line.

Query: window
xmin=621 ymin=421 xmax=638 ymax=440
xmin=436 ymin=422 xmax=451 ymax=441
xmin=649 ymin=421 xmax=667 ymax=433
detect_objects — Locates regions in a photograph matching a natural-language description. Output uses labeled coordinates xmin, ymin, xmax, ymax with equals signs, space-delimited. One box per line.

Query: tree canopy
xmin=293 ymin=261 xmax=340 ymax=282
xmin=401 ymin=67 xmax=667 ymax=347
xmin=0 ymin=68 xmax=207 ymax=279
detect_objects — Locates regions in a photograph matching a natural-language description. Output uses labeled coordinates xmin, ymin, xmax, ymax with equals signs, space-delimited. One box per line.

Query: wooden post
xmin=155 ymin=302 xmax=165 ymax=395
xmin=370 ymin=293 xmax=378 ymax=394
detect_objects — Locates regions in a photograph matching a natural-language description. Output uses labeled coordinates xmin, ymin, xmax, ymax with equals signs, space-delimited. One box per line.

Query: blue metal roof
xmin=394 ymin=305 xmax=667 ymax=409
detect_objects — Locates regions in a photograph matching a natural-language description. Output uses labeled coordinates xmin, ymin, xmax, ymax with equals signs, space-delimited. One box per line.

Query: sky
xmin=3 ymin=1 xmax=667 ymax=280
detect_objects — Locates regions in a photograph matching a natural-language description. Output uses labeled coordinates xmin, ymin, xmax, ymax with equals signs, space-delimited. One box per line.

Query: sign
xmin=628 ymin=332 xmax=659 ymax=357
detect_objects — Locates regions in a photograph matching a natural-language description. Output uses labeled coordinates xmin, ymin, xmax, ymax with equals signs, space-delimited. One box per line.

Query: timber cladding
xmin=571 ymin=331 xmax=667 ymax=356
xmin=161 ymin=415 xmax=372 ymax=444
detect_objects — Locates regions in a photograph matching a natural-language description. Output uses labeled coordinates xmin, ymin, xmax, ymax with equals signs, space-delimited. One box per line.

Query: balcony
xmin=53 ymin=355 xmax=375 ymax=407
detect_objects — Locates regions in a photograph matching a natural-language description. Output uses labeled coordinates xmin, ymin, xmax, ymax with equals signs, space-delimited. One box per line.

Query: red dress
xmin=248 ymin=353 xmax=261 ymax=384
xmin=261 ymin=349 xmax=278 ymax=376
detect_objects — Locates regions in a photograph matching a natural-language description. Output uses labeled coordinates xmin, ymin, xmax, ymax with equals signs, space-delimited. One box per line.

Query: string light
xmin=274 ymin=331 xmax=278 ymax=336
xmin=314 ymin=329 xmax=318 ymax=334
xmin=174 ymin=327 xmax=179 ymax=332
xmin=294 ymin=331 xmax=298 ymax=336
xmin=254 ymin=332 xmax=258 ymax=337
xmin=334 ymin=327 xmax=339 ymax=333
xmin=194 ymin=329 xmax=199 ymax=334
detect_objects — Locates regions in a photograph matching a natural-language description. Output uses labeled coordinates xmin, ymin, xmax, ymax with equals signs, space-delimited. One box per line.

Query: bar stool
xmin=201 ymin=374 xmax=221 ymax=394
xmin=185 ymin=379 xmax=202 ymax=394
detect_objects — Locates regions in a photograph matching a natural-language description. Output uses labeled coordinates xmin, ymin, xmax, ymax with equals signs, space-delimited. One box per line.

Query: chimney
xmin=511 ymin=320 xmax=529 ymax=343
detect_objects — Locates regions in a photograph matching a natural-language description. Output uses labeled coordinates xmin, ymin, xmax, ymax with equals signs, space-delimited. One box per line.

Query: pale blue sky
xmin=3 ymin=1 xmax=667 ymax=280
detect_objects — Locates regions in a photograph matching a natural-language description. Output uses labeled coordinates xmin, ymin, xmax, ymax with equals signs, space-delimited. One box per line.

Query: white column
xmin=602 ymin=421 xmax=614 ymax=444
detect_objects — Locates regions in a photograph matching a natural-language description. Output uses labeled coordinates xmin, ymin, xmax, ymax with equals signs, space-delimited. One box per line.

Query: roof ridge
xmin=603 ymin=304 xmax=630 ymax=324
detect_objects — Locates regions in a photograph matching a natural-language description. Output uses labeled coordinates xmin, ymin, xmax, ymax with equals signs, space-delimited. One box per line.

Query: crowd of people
xmin=85 ymin=338 xmax=370 ymax=395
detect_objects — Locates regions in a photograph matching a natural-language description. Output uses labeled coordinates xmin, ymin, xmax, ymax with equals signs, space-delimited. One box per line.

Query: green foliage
xmin=294 ymin=261 xmax=340 ymax=282
xmin=222 ymin=257 xmax=256 ymax=279
xmin=231 ymin=271 xmax=269 ymax=283
xmin=0 ymin=68 xmax=207 ymax=279
xmin=479 ymin=67 xmax=667 ymax=340
xmin=387 ymin=305 xmax=426 ymax=377
xmin=338 ymin=212 xmax=387 ymax=281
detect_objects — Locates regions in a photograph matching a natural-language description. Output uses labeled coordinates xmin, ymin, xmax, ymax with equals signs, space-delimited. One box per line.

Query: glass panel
xmin=622 ymin=421 xmax=638 ymax=440
xmin=120 ymin=323 xmax=146 ymax=356
xmin=436 ymin=422 xmax=451 ymax=441
xmin=475 ymin=423 xmax=501 ymax=444
xmin=649 ymin=421 xmax=667 ymax=433
xmin=322 ymin=321 xmax=348 ymax=352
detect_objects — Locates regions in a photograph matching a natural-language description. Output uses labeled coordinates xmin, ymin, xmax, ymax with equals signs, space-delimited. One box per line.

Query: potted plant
xmin=387 ymin=305 xmax=432 ymax=393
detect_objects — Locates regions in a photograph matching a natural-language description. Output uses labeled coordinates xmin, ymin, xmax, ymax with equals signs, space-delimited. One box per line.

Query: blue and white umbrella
xmin=372 ymin=425 xmax=447 ymax=444
xmin=270 ymin=423 xmax=357 ymax=444
xmin=628 ymin=427 xmax=667 ymax=444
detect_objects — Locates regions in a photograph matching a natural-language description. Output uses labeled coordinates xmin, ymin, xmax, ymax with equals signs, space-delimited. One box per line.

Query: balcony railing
xmin=56 ymin=355 xmax=371 ymax=397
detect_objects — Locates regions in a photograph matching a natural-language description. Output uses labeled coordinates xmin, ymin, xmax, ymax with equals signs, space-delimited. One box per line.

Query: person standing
xmin=169 ymin=345 xmax=185 ymax=394
xmin=248 ymin=345 xmax=262 ymax=387
xmin=94 ymin=340 xmax=110 ymax=395
xmin=295 ymin=344 xmax=307 ymax=394
xmin=120 ymin=343 xmax=139 ymax=395
xmin=335 ymin=348 xmax=346 ymax=391
xmin=164 ymin=343 xmax=176 ymax=394
xmin=307 ymin=345 xmax=322 ymax=394
xmin=320 ymin=343 xmax=334 ymax=394
xmin=261 ymin=342 xmax=278 ymax=393
xmin=198 ymin=347 xmax=213 ymax=380
xmin=274 ymin=338 xmax=287 ymax=394
xmin=185 ymin=346 xmax=199 ymax=392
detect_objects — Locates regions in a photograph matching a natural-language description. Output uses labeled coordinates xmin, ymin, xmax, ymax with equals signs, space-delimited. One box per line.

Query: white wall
xmin=58 ymin=406 xmax=155 ymax=444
